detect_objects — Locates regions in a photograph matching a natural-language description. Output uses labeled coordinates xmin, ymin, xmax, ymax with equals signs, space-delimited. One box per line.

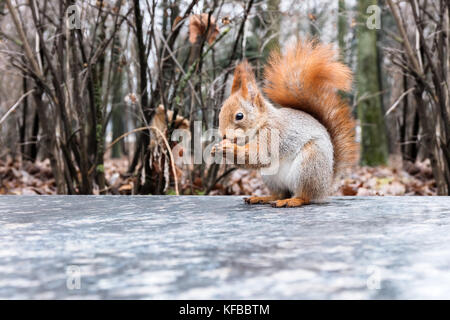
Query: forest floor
xmin=0 ymin=157 xmax=436 ymax=196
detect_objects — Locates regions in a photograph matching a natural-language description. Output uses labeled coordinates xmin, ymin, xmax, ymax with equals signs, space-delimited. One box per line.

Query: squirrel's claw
xmin=211 ymin=140 xmax=236 ymax=157
xmin=210 ymin=144 xmax=218 ymax=156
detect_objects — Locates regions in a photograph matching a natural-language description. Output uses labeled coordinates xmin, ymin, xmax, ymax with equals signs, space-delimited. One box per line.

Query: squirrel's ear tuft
xmin=231 ymin=60 xmax=257 ymax=99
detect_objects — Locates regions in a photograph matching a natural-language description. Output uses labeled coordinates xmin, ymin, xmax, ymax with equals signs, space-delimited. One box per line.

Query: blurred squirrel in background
xmin=211 ymin=40 xmax=359 ymax=207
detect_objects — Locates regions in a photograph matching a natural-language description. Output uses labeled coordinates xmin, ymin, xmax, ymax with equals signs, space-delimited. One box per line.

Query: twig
xmin=178 ymin=27 xmax=231 ymax=92
xmin=385 ymin=87 xmax=415 ymax=116
xmin=205 ymin=167 xmax=237 ymax=195
xmin=106 ymin=126 xmax=179 ymax=196
xmin=0 ymin=89 xmax=35 ymax=126
xmin=5 ymin=0 xmax=42 ymax=78
xmin=387 ymin=0 xmax=423 ymax=76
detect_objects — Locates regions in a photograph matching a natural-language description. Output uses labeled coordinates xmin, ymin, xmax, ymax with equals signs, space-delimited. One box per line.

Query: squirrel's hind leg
xmin=271 ymin=197 xmax=310 ymax=208
xmin=244 ymin=194 xmax=281 ymax=205
xmin=272 ymin=140 xmax=333 ymax=208
xmin=245 ymin=189 xmax=289 ymax=205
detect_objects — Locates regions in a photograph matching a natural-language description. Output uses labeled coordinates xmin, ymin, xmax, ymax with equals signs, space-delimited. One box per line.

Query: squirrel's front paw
xmin=211 ymin=139 xmax=236 ymax=156
xmin=210 ymin=144 xmax=219 ymax=156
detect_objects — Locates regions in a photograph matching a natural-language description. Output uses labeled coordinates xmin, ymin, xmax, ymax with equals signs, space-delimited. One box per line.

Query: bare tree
xmin=386 ymin=0 xmax=450 ymax=194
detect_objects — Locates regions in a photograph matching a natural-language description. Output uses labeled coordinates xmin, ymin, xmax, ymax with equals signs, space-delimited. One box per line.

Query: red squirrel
xmin=211 ymin=40 xmax=359 ymax=207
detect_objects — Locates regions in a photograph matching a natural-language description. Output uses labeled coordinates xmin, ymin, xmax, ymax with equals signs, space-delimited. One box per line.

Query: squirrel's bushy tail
xmin=263 ymin=39 xmax=359 ymax=177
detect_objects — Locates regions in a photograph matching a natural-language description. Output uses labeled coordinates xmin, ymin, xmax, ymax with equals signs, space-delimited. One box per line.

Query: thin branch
xmin=106 ymin=126 xmax=179 ymax=196
xmin=385 ymin=87 xmax=415 ymax=116
xmin=0 ymin=89 xmax=35 ymax=126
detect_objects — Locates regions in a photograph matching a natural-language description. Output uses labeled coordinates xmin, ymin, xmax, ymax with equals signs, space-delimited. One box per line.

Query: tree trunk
xmin=20 ymin=74 xmax=28 ymax=159
xmin=356 ymin=0 xmax=388 ymax=166
xmin=264 ymin=0 xmax=280 ymax=59
xmin=111 ymin=36 xmax=125 ymax=159
xmin=338 ymin=0 xmax=347 ymax=58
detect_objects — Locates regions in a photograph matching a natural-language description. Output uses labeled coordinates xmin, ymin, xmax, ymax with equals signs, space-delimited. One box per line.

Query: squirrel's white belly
xmin=261 ymin=157 xmax=301 ymax=194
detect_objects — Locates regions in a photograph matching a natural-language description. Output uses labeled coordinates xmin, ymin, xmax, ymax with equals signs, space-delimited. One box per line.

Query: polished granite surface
xmin=0 ymin=196 xmax=449 ymax=299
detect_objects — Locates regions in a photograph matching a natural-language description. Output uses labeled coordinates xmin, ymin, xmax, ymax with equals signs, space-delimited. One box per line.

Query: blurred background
xmin=0 ymin=0 xmax=448 ymax=196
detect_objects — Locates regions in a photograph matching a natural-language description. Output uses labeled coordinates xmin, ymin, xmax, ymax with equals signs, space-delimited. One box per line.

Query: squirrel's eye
xmin=235 ymin=112 xmax=244 ymax=121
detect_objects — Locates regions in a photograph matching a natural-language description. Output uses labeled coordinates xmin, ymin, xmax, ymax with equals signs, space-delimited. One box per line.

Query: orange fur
xmin=231 ymin=59 xmax=258 ymax=100
xmin=219 ymin=61 xmax=267 ymax=142
xmin=244 ymin=195 xmax=279 ymax=204
xmin=272 ymin=197 xmax=309 ymax=208
xmin=264 ymin=40 xmax=359 ymax=176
